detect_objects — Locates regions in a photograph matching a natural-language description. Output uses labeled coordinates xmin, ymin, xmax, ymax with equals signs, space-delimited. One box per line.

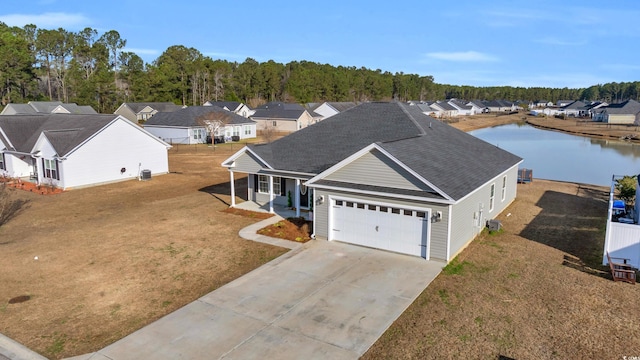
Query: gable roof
xmin=124 ymin=102 xmax=182 ymax=113
xmin=204 ymin=101 xmax=243 ymax=112
xmin=245 ymin=102 xmax=522 ymax=200
xmin=1 ymin=101 xmax=97 ymax=115
xmin=561 ymin=100 xmax=586 ymax=110
xmin=604 ymin=99 xmax=640 ymax=115
xmin=144 ymin=106 xmax=255 ymax=127
xmin=0 ymin=114 xmax=120 ymax=155
xmin=251 ymin=102 xmax=307 ymax=120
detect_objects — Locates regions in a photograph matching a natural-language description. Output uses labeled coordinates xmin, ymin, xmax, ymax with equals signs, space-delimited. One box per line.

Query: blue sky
xmin=1 ymin=0 xmax=639 ymax=88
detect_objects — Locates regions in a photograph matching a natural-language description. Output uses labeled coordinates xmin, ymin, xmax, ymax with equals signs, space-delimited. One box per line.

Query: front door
xmin=299 ymin=184 xmax=309 ymax=208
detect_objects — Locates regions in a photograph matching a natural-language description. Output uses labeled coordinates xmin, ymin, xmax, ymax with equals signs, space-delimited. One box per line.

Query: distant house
xmin=250 ymin=102 xmax=315 ymax=133
xmin=1 ymin=101 xmax=97 ymax=115
xmin=114 ymin=102 xmax=183 ymax=123
xmin=143 ymin=106 xmax=256 ymax=144
xmin=467 ymin=100 xmax=489 ymax=114
xmin=556 ymin=100 xmax=574 ymax=107
xmin=0 ymin=114 xmax=170 ymax=189
xmin=530 ymin=100 xmax=553 ymax=108
xmin=222 ymin=102 xmax=522 ymax=261
xmin=486 ymin=100 xmax=516 ymax=113
xmin=599 ymin=100 xmax=640 ymax=124
xmin=204 ymin=101 xmax=254 ymax=118
xmin=429 ymin=101 xmax=458 ymax=117
xmin=561 ymin=100 xmax=588 ymax=117
xmin=448 ymin=99 xmax=475 ymax=116
xmin=305 ymin=102 xmax=357 ymax=121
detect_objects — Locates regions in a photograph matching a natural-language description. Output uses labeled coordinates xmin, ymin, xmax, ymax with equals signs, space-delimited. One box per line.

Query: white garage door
xmin=330 ymin=199 xmax=429 ymax=258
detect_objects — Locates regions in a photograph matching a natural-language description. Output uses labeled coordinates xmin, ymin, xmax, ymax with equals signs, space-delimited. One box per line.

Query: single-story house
xmin=429 ymin=101 xmax=458 ymax=117
xmin=204 ymin=101 xmax=254 ymax=118
xmin=1 ymin=101 xmax=97 ymax=115
xmin=467 ymin=100 xmax=490 ymax=114
xmin=0 ymin=114 xmax=170 ymax=189
xmin=448 ymin=99 xmax=475 ymax=116
xmin=599 ymin=99 xmax=640 ymax=124
xmin=114 ymin=102 xmax=183 ymax=123
xmin=250 ymin=102 xmax=315 ymax=133
xmin=223 ymin=102 xmax=522 ymax=261
xmin=143 ymin=106 xmax=257 ymax=144
xmin=486 ymin=100 xmax=516 ymax=113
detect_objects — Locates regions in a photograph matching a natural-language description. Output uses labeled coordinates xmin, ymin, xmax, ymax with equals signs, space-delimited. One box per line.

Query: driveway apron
xmin=86 ymin=240 xmax=443 ymax=359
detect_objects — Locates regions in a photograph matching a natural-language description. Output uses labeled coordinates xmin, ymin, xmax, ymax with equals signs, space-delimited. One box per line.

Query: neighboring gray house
xmin=144 ymin=106 xmax=256 ymax=144
xmin=429 ymin=101 xmax=458 ymax=117
xmin=560 ymin=100 xmax=588 ymax=117
xmin=223 ymin=102 xmax=522 ymax=261
xmin=486 ymin=100 xmax=516 ymax=112
xmin=250 ymin=102 xmax=315 ymax=133
xmin=114 ymin=102 xmax=183 ymax=123
xmin=1 ymin=101 xmax=97 ymax=115
xmin=597 ymin=100 xmax=640 ymax=124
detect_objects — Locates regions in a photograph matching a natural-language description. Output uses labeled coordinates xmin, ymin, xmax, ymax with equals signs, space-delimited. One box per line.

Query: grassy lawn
xmin=0 ymin=145 xmax=287 ymax=359
xmin=363 ymin=179 xmax=640 ymax=359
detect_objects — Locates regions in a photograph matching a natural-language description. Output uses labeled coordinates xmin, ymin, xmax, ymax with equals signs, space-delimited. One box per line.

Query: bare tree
xmin=260 ymin=121 xmax=276 ymax=143
xmin=196 ymin=110 xmax=233 ymax=142
xmin=0 ymin=183 xmax=28 ymax=227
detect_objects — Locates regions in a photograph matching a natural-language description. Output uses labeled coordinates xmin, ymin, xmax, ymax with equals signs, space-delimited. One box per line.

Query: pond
xmin=469 ymin=123 xmax=640 ymax=187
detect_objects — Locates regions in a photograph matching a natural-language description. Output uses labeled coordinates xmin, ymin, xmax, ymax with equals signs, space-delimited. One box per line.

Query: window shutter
xmin=253 ymin=174 xmax=258 ymax=193
xmin=280 ymin=178 xmax=286 ymax=196
xmin=55 ymin=160 xmax=60 ymax=180
xmin=0 ymin=153 xmax=5 ymax=170
xmin=42 ymin=158 xmax=45 ymax=177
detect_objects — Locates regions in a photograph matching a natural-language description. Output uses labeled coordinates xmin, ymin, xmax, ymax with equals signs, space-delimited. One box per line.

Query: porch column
xmin=269 ymin=175 xmax=274 ymax=214
xmin=229 ymin=170 xmax=236 ymax=207
xmin=295 ymin=179 xmax=301 ymax=217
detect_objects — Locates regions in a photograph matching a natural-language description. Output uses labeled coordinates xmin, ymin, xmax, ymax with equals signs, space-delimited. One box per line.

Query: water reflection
xmin=469 ymin=124 xmax=640 ymax=186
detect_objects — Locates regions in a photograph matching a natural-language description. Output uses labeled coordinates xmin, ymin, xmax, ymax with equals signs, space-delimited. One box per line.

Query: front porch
xmin=233 ymin=200 xmax=312 ymax=220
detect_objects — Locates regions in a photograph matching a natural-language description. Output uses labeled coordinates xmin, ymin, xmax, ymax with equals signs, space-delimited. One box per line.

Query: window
xmin=258 ymin=175 xmax=281 ymax=194
xmin=258 ymin=175 xmax=269 ymax=193
xmin=44 ymin=158 xmax=58 ymax=180
xmin=403 ymin=209 xmax=413 ymax=216
xmin=193 ymin=128 xmax=204 ymax=140
xmin=357 ymin=203 xmax=365 ymax=209
xmin=0 ymin=153 xmax=4 ymax=170
xmin=489 ymin=183 xmax=495 ymax=211
xmin=368 ymin=204 xmax=377 ymax=211
xmin=346 ymin=202 xmax=354 ymax=207
xmin=379 ymin=206 xmax=388 ymax=213
xmin=335 ymin=200 xmax=343 ymax=206
xmin=501 ymin=175 xmax=507 ymax=201
xmin=391 ymin=208 xmax=401 ymax=214
xmin=244 ymin=125 xmax=251 ymax=135
xmin=416 ymin=211 xmax=426 ymax=218
xmin=233 ymin=126 xmax=241 ymax=137
xmin=272 ymin=121 xmax=277 ymax=127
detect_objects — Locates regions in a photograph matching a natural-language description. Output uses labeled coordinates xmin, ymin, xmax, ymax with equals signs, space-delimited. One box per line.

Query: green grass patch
xmin=437 ymin=289 xmax=450 ymax=305
xmin=442 ymin=257 xmax=472 ymax=275
xmin=45 ymin=333 xmax=67 ymax=357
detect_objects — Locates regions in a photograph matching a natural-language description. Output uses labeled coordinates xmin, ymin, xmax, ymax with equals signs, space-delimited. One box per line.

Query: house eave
xmin=307 ymin=182 xmax=455 ymax=205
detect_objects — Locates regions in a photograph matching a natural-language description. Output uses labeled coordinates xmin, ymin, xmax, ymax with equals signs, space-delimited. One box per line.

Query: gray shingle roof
xmin=126 ymin=102 xmax=182 ymax=113
xmin=205 ymin=101 xmax=242 ymax=112
xmin=604 ymin=99 xmax=640 ymax=115
xmin=1 ymin=102 xmax=97 ymax=115
xmin=252 ymin=102 xmax=306 ymax=120
xmin=0 ymin=114 xmax=119 ymax=156
xmin=145 ymin=106 xmax=255 ymax=127
xmin=249 ymin=102 xmax=521 ymax=200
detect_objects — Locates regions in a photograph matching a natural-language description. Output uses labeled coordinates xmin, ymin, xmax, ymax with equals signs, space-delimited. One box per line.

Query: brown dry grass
xmin=363 ymin=179 xmax=640 ymax=359
xmin=0 ymin=143 xmax=287 ymax=359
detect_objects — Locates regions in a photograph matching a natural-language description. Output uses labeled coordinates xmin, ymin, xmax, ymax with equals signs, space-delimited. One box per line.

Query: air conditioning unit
xmin=140 ymin=169 xmax=152 ymax=180
xmin=487 ymin=219 xmax=501 ymax=232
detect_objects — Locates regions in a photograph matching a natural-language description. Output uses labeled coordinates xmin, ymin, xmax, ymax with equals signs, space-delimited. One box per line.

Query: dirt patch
xmin=363 ymin=180 xmax=640 ymax=359
xmin=257 ymin=217 xmax=312 ymax=243
xmin=0 ymin=144 xmax=287 ymax=359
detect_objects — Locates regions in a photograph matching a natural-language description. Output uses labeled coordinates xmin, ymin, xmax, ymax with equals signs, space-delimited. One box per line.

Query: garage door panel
xmin=331 ymin=199 xmax=428 ymax=258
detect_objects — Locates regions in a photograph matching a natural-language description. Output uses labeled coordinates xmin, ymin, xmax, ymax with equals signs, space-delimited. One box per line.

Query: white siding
xmin=604 ymin=222 xmax=640 ymax=269
xmin=3 ymin=154 xmax=32 ymax=178
xmin=143 ymin=126 xmax=201 ymax=144
xmin=59 ymin=119 xmax=169 ymax=189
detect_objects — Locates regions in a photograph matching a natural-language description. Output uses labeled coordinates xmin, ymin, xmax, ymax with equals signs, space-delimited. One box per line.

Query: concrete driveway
xmin=77 ymin=240 xmax=443 ymax=359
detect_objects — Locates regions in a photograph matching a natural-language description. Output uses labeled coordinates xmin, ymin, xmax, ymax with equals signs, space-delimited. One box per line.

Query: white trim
xmin=0 ymin=127 xmax=15 ymax=149
xmin=222 ymin=146 xmax=273 ymax=170
xmin=305 ymin=143 xmax=453 ymax=202
xmin=454 ymin=162 xmax=522 ymax=204
xmin=308 ymin=183 xmax=455 ymax=205
xmin=446 ymin=204 xmax=453 ymax=261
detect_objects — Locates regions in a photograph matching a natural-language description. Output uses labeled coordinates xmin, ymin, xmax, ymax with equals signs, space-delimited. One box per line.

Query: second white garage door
xmin=330 ymin=199 xmax=429 ymax=258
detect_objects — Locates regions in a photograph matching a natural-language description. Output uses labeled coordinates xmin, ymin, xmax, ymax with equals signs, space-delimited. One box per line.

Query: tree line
xmin=1 ymin=22 xmax=639 ymax=113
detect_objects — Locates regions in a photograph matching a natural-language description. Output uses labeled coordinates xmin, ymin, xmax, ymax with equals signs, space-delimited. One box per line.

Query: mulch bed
xmin=1 ymin=179 xmax=63 ymax=195
xmin=257 ymin=217 xmax=312 ymax=243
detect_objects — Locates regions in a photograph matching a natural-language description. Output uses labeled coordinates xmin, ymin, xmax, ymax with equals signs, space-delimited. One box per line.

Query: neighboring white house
xmin=1 ymin=101 xmax=97 ymax=115
xmin=223 ymin=102 xmax=522 ymax=262
xmin=603 ymin=175 xmax=640 ymax=269
xmin=144 ymin=106 xmax=257 ymax=144
xmin=204 ymin=101 xmax=255 ymax=118
xmin=0 ymin=114 xmax=171 ymax=189
xmin=305 ymin=102 xmax=357 ymax=121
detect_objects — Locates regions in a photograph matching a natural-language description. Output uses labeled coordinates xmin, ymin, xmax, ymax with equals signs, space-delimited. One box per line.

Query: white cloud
xmin=0 ymin=12 xmax=90 ymax=29
xmin=425 ymin=51 xmax=499 ymax=62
